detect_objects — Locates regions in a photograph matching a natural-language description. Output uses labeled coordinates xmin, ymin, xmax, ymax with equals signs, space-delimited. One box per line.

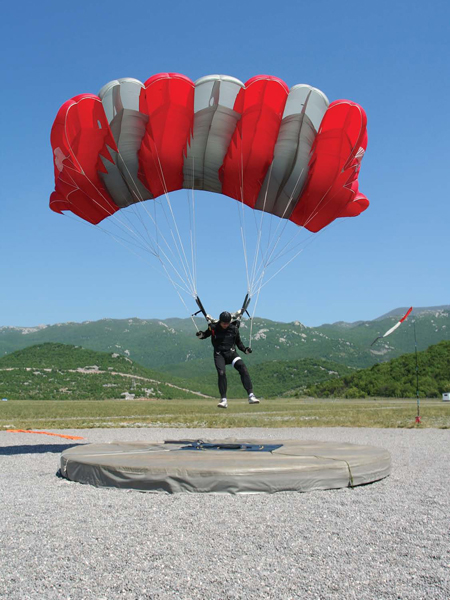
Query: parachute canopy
xmin=50 ymin=73 xmax=369 ymax=233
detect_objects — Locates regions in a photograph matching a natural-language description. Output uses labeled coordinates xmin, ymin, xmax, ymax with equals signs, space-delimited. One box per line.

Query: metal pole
xmin=414 ymin=321 xmax=421 ymax=424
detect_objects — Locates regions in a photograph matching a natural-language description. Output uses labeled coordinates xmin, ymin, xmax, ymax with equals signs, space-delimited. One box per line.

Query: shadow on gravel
xmin=0 ymin=443 xmax=85 ymax=456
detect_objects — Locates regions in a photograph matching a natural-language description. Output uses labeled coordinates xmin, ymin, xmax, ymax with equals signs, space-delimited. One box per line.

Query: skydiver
xmin=196 ymin=311 xmax=260 ymax=409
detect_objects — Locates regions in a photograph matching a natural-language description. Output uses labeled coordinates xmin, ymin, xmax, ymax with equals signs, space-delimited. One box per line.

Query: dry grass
xmin=1 ymin=397 xmax=449 ymax=430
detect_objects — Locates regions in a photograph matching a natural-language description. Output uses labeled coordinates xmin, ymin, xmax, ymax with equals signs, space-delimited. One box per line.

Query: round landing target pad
xmin=60 ymin=439 xmax=391 ymax=494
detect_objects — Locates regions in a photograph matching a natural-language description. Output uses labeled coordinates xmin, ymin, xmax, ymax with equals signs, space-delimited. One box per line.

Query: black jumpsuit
xmin=199 ymin=322 xmax=253 ymax=398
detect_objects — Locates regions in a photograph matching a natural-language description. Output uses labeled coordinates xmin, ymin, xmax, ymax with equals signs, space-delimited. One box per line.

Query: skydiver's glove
xmin=245 ymin=347 xmax=252 ymax=354
xmin=196 ymin=331 xmax=205 ymax=338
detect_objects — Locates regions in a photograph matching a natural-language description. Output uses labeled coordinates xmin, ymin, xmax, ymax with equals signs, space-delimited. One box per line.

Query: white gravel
xmin=1 ymin=427 xmax=449 ymax=600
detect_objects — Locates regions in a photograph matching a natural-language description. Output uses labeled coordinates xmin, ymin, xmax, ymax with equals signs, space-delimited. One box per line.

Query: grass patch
xmin=1 ymin=397 xmax=449 ymax=430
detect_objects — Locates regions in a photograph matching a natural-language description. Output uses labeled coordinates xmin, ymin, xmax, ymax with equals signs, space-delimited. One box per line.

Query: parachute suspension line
xmin=188 ymin=156 xmax=198 ymax=297
xmin=138 ymin=198 xmax=198 ymax=296
xmin=250 ymin=208 xmax=341 ymax=299
xmin=77 ymin=147 xmax=199 ymax=316
xmin=252 ymin=170 xmax=303 ymax=293
xmin=250 ymin=165 xmax=342 ymax=298
xmin=125 ymin=143 xmax=195 ymax=297
xmin=65 ymin=135 xmax=159 ymax=255
xmin=266 ymin=217 xmax=333 ymax=269
xmin=186 ymin=192 xmax=197 ymax=295
xmin=61 ymin=212 xmax=193 ymax=297
xmin=62 ymin=166 xmax=160 ymax=257
xmin=237 ymin=124 xmax=251 ymax=295
xmin=146 ymin=198 xmax=194 ymax=296
xmin=260 ymin=217 xmax=317 ymax=270
xmin=248 ymin=282 xmax=264 ymax=348
xmin=105 ymin=234 xmax=194 ymax=296
xmin=189 ymin=311 xmax=200 ymax=332
xmin=152 ymin=195 xmax=196 ymax=298
xmin=248 ymin=162 xmax=274 ymax=300
xmin=109 ymin=156 xmax=172 ymax=266
xmin=115 ymin=143 xmax=198 ymax=301
xmin=299 ymin=184 xmax=334 ymax=231
xmin=268 ymin=180 xmax=351 ymax=269
xmin=112 ymin=155 xmax=163 ymax=258
xmin=64 ymin=209 xmax=198 ymax=328
xmin=251 ymin=218 xmax=334 ymax=299
xmin=63 ymin=197 xmax=161 ymax=260
xmin=252 ymin=175 xmax=303 ymax=289
xmin=119 ymin=144 xmax=199 ymax=312
xmin=158 ymin=257 xmax=198 ymax=315
xmin=132 ymin=196 xmax=197 ymax=300
xmin=248 ymin=168 xmax=306 ymax=297
xmin=239 ymin=216 xmax=250 ymax=293
xmin=71 ymin=143 xmax=198 ymax=301
xmin=249 ymin=226 xmax=262 ymax=306
xmin=252 ymin=248 xmax=306 ymax=297
xmin=153 ymin=150 xmax=197 ymax=298
xmin=102 ymin=195 xmax=197 ymax=295
xmin=112 ymin=169 xmax=181 ymax=278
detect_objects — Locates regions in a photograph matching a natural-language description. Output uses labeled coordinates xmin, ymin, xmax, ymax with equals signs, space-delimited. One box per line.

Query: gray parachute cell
xmin=255 ymin=84 xmax=329 ymax=218
xmin=98 ymin=78 xmax=152 ymax=207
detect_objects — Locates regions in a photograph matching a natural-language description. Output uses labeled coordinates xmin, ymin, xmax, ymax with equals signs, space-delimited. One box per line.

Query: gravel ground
xmin=1 ymin=427 xmax=449 ymax=600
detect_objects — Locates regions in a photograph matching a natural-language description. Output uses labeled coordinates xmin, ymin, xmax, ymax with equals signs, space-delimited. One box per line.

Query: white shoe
xmin=217 ymin=399 xmax=228 ymax=409
xmin=248 ymin=394 xmax=260 ymax=404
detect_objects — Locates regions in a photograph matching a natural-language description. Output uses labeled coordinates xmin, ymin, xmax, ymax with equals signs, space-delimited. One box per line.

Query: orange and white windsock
xmin=371 ymin=307 xmax=413 ymax=346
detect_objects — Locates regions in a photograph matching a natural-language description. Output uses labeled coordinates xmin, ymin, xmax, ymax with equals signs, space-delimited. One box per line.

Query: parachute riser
xmin=231 ymin=293 xmax=252 ymax=322
xmin=192 ymin=296 xmax=214 ymax=324
xmin=192 ymin=294 xmax=251 ymax=325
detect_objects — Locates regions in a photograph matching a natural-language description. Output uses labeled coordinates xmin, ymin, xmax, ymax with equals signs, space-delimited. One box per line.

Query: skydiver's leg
xmin=214 ymin=352 xmax=227 ymax=398
xmin=232 ymin=356 xmax=253 ymax=396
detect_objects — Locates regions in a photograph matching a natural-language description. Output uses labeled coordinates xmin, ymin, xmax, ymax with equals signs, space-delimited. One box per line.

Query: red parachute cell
xmin=50 ymin=95 xmax=120 ymax=224
xmin=138 ymin=73 xmax=195 ymax=198
xmin=290 ymin=100 xmax=368 ymax=232
xmin=220 ymin=76 xmax=290 ymax=208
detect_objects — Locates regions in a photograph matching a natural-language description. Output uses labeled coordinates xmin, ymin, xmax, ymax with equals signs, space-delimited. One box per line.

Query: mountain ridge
xmin=1 ymin=307 xmax=448 ymax=375
xmin=3 ymin=304 xmax=450 ymax=331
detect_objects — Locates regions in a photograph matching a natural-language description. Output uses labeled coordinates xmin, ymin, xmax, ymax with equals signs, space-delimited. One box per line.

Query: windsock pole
xmin=414 ymin=321 xmax=421 ymax=424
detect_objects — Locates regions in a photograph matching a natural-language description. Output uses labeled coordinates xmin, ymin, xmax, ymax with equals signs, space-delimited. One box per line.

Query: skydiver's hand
xmin=196 ymin=331 xmax=204 ymax=338
xmin=245 ymin=347 xmax=252 ymax=354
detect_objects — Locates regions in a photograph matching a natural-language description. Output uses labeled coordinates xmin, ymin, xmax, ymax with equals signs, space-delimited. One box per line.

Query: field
xmin=1 ymin=397 xmax=449 ymax=430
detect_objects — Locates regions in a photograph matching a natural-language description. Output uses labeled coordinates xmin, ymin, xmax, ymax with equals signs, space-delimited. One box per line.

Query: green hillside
xmin=0 ymin=342 xmax=356 ymax=400
xmin=0 ymin=343 xmax=210 ymax=400
xmin=193 ymin=358 xmax=355 ymax=398
xmin=2 ymin=340 xmax=449 ymax=401
xmin=304 ymin=340 xmax=450 ymax=398
xmin=0 ymin=342 xmax=152 ymax=375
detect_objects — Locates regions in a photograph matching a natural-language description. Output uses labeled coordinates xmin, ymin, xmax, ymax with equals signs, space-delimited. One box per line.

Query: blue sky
xmin=1 ymin=0 xmax=449 ymax=327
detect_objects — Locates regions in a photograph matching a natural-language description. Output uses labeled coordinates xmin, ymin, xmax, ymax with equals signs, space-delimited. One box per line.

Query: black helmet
xmin=219 ymin=311 xmax=232 ymax=323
